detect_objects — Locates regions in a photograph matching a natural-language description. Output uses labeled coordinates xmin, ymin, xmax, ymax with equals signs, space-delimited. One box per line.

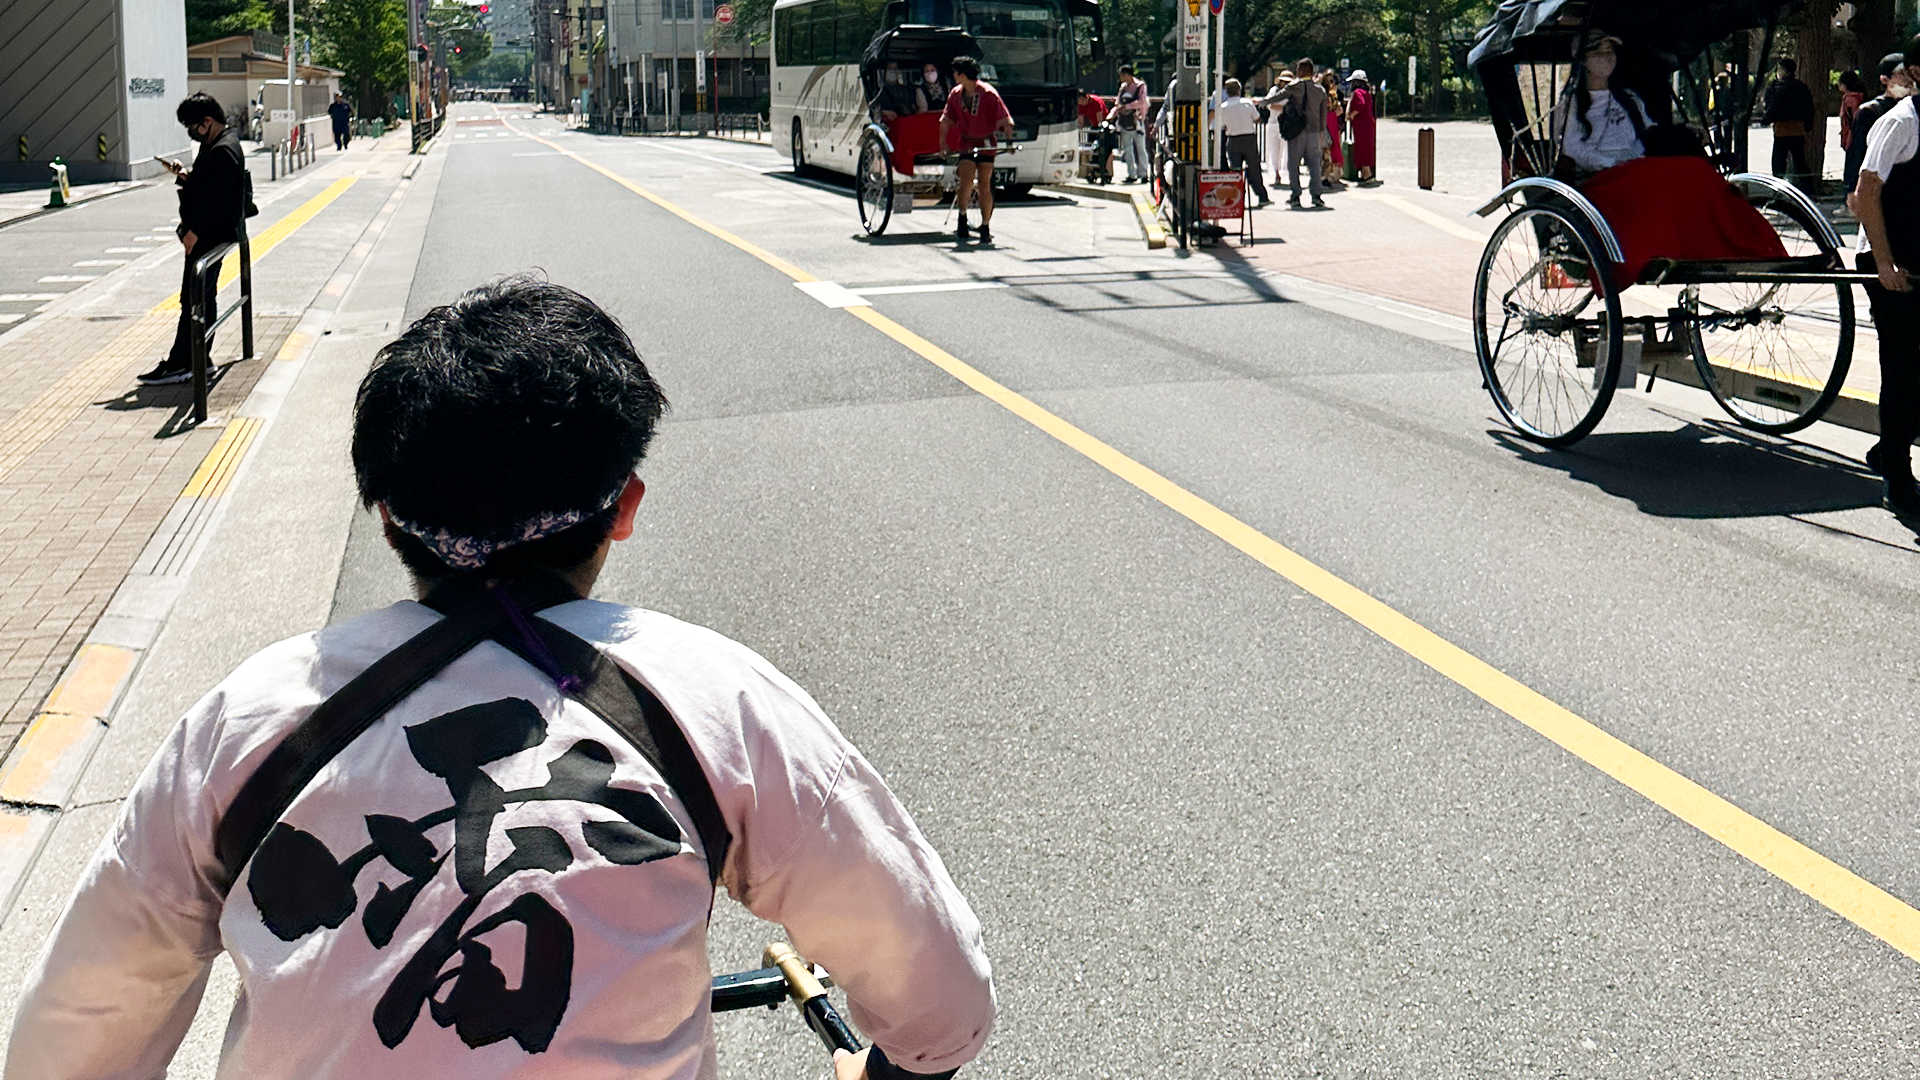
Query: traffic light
xmin=478 ymin=3 xmax=489 ymax=10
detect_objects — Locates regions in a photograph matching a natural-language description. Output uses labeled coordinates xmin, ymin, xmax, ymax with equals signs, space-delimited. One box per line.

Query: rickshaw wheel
xmin=1474 ymin=204 xmax=1623 ymax=447
xmin=1685 ymin=194 xmax=1854 ymax=434
xmin=857 ymin=136 xmax=894 ymax=237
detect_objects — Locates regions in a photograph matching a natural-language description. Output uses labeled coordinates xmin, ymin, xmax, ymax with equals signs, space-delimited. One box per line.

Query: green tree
xmin=314 ymin=0 xmax=410 ymax=117
xmin=1380 ymin=0 xmax=1493 ymax=112
xmin=463 ymin=49 xmax=534 ymax=84
xmin=187 ymin=0 xmax=271 ymax=44
xmin=427 ymin=1 xmax=496 ymax=77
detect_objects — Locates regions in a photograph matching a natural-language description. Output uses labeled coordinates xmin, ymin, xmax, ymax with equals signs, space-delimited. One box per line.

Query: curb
xmin=0 ymin=168 xmax=424 ymax=919
xmin=1038 ymin=181 xmax=1166 ymax=249
xmin=0 ymin=182 xmax=152 ymax=233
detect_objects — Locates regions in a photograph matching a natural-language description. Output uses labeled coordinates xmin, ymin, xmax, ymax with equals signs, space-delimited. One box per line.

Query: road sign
xmin=1207 ymin=0 xmax=1223 ymax=15
xmin=695 ymin=49 xmax=707 ymax=91
xmin=1181 ymin=6 xmax=1205 ymax=50
xmin=715 ymin=4 xmax=734 ymax=23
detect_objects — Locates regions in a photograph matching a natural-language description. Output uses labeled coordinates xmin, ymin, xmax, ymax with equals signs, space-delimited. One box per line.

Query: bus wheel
xmin=791 ymin=122 xmax=809 ymax=176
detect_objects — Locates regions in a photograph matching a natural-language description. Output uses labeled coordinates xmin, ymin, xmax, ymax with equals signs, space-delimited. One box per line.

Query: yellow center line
xmin=517 ymin=122 xmax=1920 ymax=963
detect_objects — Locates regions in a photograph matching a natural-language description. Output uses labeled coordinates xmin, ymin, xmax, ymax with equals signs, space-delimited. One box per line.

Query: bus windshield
xmin=963 ymin=0 xmax=1072 ymax=87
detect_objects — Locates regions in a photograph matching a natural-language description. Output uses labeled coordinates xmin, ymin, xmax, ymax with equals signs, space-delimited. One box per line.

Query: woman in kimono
xmin=1347 ymin=70 xmax=1376 ymax=183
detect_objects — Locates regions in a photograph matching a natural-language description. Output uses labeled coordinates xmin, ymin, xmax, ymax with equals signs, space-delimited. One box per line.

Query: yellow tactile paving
xmin=0 ymin=178 xmax=357 ymax=490
xmin=0 ymin=644 xmax=136 ymax=806
xmin=178 ymin=416 xmax=261 ymax=499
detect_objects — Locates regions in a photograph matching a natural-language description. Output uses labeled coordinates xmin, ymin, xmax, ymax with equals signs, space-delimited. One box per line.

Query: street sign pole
xmin=1209 ymin=0 xmax=1223 ymax=168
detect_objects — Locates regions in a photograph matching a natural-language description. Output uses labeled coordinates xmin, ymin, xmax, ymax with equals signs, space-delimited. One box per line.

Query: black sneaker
xmin=1885 ymin=478 xmax=1920 ymax=526
xmin=978 ymin=223 xmax=993 ymax=245
xmin=956 ymin=216 xmax=971 ymax=240
xmin=1866 ymin=444 xmax=1885 ymax=475
xmin=136 ymin=362 xmax=191 ymax=386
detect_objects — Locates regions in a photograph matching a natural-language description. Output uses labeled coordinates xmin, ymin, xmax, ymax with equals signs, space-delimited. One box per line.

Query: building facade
xmin=2 ymin=0 xmax=190 ymax=183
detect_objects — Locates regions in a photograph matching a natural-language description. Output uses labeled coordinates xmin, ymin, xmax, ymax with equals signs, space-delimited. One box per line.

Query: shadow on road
xmin=1489 ymin=421 xmax=1884 ymax=518
xmin=94 ymin=362 xmax=238 ymax=438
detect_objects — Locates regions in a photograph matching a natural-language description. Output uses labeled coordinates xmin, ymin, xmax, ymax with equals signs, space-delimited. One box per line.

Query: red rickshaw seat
xmin=885 ymin=111 xmax=948 ymax=176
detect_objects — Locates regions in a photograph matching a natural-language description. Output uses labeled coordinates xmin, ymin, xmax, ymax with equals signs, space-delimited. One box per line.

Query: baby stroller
xmin=1085 ymin=121 xmax=1118 ymax=184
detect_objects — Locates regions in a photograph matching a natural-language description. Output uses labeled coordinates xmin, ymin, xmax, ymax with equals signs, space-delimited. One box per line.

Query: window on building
xmin=188 ymin=57 xmax=213 ymax=73
xmin=218 ymin=57 xmax=248 ymax=73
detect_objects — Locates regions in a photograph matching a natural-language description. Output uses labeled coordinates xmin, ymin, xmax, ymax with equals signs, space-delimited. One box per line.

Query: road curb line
xmin=1037 ymin=182 xmax=1166 ymax=249
xmin=0 ymin=171 xmax=424 ymax=925
xmin=0 ymin=182 xmax=153 ymax=233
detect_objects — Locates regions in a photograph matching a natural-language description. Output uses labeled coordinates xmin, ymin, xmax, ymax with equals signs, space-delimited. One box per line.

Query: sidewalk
xmin=0 ymin=124 xmax=422 ymax=767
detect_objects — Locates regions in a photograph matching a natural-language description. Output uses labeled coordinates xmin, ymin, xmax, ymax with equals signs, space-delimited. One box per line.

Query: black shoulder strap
xmin=485 ymin=617 xmax=732 ymax=885
xmin=213 ymin=576 xmax=731 ymax=892
xmin=213 ymin=590 xmax=513 ymax=889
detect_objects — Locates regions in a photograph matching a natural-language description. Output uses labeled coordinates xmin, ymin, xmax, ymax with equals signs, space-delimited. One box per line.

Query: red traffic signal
xmin=478 ymin=3 xmax=489 ymax=10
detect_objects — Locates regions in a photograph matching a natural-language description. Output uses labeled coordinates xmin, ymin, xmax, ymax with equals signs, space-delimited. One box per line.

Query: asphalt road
xmin=323 ymin=104 xmax=1920 ymax=1076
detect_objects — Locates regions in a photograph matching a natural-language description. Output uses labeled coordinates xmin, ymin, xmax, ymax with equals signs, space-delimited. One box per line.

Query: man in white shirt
xmin=1214 ymin=78 xmax=1270 ymax=207
xmin=1850 ymin=35 xmax=1920 ymax=526
xmin=7 ymin=278 xmax=996 ymax=1080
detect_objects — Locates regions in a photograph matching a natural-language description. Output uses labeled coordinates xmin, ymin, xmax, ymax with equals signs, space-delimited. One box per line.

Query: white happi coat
xmin=8 ymin=598 xmax=995 ymax=1080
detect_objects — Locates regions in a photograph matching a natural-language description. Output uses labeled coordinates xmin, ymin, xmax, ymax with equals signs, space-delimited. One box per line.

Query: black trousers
xmin=334 ymin=125 xmax=350 ymax=150
xmin=1223 ymin=133 xmax=1268 ymax=203
xmin=1772 ymin=135 xmax=1809 ymax=188
xmin=1859 ymin=251 xmax=1920 ymax=480
xmin=166 ymin=245 xmax=224 ymax=370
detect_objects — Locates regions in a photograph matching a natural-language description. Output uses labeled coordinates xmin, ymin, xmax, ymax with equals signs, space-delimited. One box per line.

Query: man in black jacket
xmin=140 ymin=92 xmax=247 ymax=386
xmin=1762 ymin=58 xmax=1816 ymax=194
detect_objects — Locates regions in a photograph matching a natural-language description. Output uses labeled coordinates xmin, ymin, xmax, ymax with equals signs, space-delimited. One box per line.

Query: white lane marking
xmin=793 ymin=281 xmax=872 ymax=308
xmin=795 ymin=280 xmax=1011 ymax=306
xmin=103 ymin=247 xmax=155 ymax=254
xmin=855 ymin=281 xmax=1011 ymax=297
xmin=38 ymin=275 xmax=97 ymax=283
xmin=132 ymin=234 xmax=171 ymax=241
xmin=0 ymin=294 xmax=60 ymax=302
xmin=0 ymin=314 xmax=22 ymax=325
xmin=640 ymin=140 xmax=784 ymax=174
xmin=72 ymin=259 xmax=130 ymax=267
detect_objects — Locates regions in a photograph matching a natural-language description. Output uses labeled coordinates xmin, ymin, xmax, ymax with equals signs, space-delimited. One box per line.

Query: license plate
xmin=993 ymin=167 xmax=1015 ymax=186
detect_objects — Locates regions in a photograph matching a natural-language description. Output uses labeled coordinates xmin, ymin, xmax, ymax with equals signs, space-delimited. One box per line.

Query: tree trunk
xmin=1854 ymin=0 xmax=1898 ymax=77
xmin=1798 ymin=0 xmax=1839 ymax=186
xmin=1425 ymin=19 xmax=1444 ymax=113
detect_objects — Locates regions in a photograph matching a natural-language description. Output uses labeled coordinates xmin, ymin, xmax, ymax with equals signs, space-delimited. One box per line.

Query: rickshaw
xmin=1468 ymin=0 xmax=1868 ymax=446
xmin=854 ymin=26 xmax=978 ymax=236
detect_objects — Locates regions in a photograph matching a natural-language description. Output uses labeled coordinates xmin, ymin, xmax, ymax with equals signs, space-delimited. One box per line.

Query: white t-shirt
xmin=1857 ymin=96 xmax=1920 ymax=253
xmin=1214 ymin=96 xmax=1260 ymax=137
xmin=1556 ymin=88 xmax=1647 ymax=173
xmin=7 ymin=599 xmax=995 ymax=1080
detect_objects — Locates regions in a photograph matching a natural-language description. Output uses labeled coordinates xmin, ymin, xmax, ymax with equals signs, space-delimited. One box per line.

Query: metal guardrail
xmin=411 ymin=112 xmax=444 ymax=154
xmin=185 ymin=229 xmax=254 ymax=425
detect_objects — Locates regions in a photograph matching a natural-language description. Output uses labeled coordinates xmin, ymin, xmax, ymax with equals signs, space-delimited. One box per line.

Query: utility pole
xmin=287 ymin=0 xmax=297 ymax=141
xmin=694 ymin=0 xmax=706 ymax=132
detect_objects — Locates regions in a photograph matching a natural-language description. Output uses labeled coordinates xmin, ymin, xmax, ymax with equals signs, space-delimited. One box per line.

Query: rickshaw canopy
xmin=860 ymin=25 xmax=979 ymax=104
xmin=1469 ymin=0 xmax=1799 ymax=71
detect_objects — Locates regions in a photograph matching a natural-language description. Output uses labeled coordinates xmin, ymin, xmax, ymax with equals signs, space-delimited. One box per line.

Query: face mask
xmin=1585 ymin=53 xmax=1616 ymax=83
xmin=925 ymin=70 xmax=938 ymax=82
xmin=1892 ymin=80 xmax=1916 ymax=99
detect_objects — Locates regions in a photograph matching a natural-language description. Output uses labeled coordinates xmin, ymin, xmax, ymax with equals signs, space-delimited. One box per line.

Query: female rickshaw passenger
xmin=1550 ymin=31 xmax=1785 ymax=285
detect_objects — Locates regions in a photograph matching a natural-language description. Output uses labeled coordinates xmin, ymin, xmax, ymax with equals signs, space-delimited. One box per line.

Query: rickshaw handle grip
xmin=765 ymin=941 xmax=864 ymax=1055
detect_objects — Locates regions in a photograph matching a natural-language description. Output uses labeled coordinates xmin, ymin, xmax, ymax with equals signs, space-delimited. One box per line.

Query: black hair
xmin=1904 ymin=34 xmax=1920 ymax=69
xmin=352 ymin=277 xmax=667 ymax=583
xmin=1118 ymin=65 xmax=1133 ymax=76
xmin=176 ymin=92 xmax=225 ymax=126
xmin=1573 ymin=41 xmax=1644 ymax=142
xmin=1881 ymin=52 xmax=1907 ymax=80
xmin=1841 ymin=69 xmax=1864 ymax=94
xmin=952 ymin=55 xmax=981 ymax=79
xmin=1778 ymin=58 xmax=1797 ymax=77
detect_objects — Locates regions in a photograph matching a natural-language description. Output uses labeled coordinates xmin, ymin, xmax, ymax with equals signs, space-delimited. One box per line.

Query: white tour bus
xmin=771 ymin=0 xmax=1099 ymax=192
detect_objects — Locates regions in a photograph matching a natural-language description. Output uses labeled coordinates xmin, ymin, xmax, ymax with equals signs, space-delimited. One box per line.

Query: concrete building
xmin=187 ymin=31 xmax=343 ymax=144
xmin=605 ymin=0 xmax=768 ymax=121
xmin=2 ymin=0 xmax=190 ymax=184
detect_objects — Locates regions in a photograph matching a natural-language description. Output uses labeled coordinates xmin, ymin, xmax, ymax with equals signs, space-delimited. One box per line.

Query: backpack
xmin=1277 ymin=92 xmax=1307 ymax=140
xmin=1116 ymin=84 xmax=1140 ymax=130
